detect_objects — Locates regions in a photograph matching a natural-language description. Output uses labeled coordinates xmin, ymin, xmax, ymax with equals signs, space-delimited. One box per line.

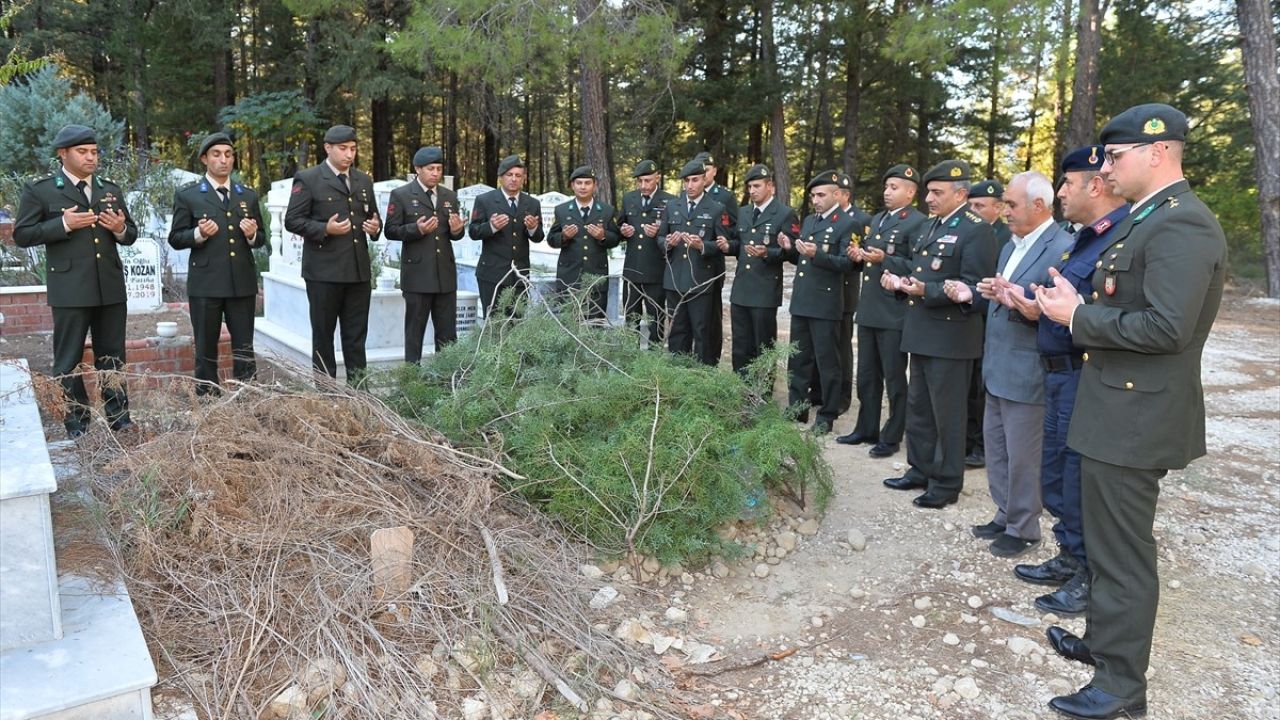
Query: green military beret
xmin=323 ymin=125 xmax=357 ymax=144
xmin=969 ymin=179 xmax=1004 ymax=199
xmin=883 ymin=163 xmax=919 ymax=185
xmin=692 ymin=151 xmax=715 ymax=167
xmin=53 ymin=125 xmax=96 ymax=150
xmin=632 ymin=159 xmax=658 ymax=177
xmin=497 ymin=154 xmax=524 ymax=175
xmin=1061 ymin=145 xmax=1105 ymax=173
xmin=922 ymin=159 xmax=972 ymax=184
xmin=744 ymin=164 xmax=772 ymax=183
xmin=679 ymin=160 xmax=707 ymax=179
xmin=413 ymin=146 xmax=444 ymax=167
xmin=569 ymin=165 xmax=595 ymax=182
xmin=198 ymin=132 xmax=233 ymax=158
xmin=806 ymin=170 xmax=842 ymax=191
xmin=1100 ymin=103 xmax=1188 ymax=145
xmin=836 ymin=172 xmax=853 ymax=189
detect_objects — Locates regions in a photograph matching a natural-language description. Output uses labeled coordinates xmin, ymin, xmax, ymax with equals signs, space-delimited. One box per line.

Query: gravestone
xmin=119 ymin=239 xmax=164 ymax=312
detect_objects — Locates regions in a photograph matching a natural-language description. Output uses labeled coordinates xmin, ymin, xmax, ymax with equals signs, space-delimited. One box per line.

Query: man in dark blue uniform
xmin=999 ymin=146 xmax=1129 ymax=616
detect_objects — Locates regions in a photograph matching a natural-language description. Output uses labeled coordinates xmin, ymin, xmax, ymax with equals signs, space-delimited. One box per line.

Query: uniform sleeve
xmin=114 ymin=190 xmax=139 ymax=246
xmin=810 ymin=237 xmax=852 ymax=272
xmin=13 ymin=183 xmax=70 ymax=248
xmin=468 ymin=195 xmax=497 ymax=241
xmin=383 ymin=188 xmax=419 ymax=243
xmin=284 ymin=175 xmax=328 ymax=244
xmin=599 ymin=207 xmax=621 ymax=249
xmin=524 ymin=197 xmax=545 ymax=243
xmin=167 ymin=189 xmax=198 ymax=250
xmin=547 ymin=206 xmax=568 ymax=249
xmin=247 ymin=192 xmax=267 ymax=250
xmin=446 ymin=193 xmax=466 ymax=240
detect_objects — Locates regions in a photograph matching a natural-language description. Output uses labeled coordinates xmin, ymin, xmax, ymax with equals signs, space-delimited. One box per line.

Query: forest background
xmin=1 ymin=0 xmax=1277 ymax=294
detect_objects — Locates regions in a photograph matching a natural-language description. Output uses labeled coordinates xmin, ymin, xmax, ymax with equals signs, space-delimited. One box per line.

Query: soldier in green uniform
xmin=881 ymin=160 xmax=997 ymax=508
xmin=715 ymin=163 xmax=799 ymax=374
xmin=283 ymin=124 xmax=382 ymax=382
xmin=1036 ymin=104 xmax=1226 ymax=720
xmin=660 ymin=160 xmax=731 ymax=366
xmin=693 ymin=151 xmax=737 ymax=364
xmin=383 ymin=146 xmax=467 ymax=363
xmin=167 ymin=132 xmax=265 ymax=394
xmin=962 ymin=178 xmax=1008 ymax=469
xmin=14 ymin=125 xmax=138 ymax=437
xmin=618 ymin=160 xmax=675 ymax=345
xmin=548 ymin=165 xmax=621 ymax=320
xmin=833 ymin=173 xmax=874 ymax=414
xmin=782 ymin=171 xmax=856 ymax=434
xmin=468 ymin=155 xmax=544 ymax=316
xmin=836 ymin=164 xmax=928 ymax=457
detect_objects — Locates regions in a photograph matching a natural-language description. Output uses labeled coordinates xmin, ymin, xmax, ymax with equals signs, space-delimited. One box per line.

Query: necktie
xmin=338 ymin=172 xmax=349 ymax=193
xmin=581 ymin=205 xmax=590 ymax=219
xmin=425 ymin=189 xmax=434 ymax=208
xmin=752 ymin=206 xmax=761 ymax=223
xmin=509 ymin=197 xmax=518 ymax=215
xmin=642 ymin=195 xmax=650 ymax=210
xmin=688 ymin=200 xmax=696 ymax=216
xmin=76 ymin=179 xmax=89 ymax=205
xmin=217 ymin=187 xmax=230 ymax=208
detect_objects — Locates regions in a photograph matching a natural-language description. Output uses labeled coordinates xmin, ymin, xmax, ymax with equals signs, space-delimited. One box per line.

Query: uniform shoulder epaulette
xmin=181 ymin=179 xmax=200 ymax=190
xmin=966 ymin=211 xmax=983 ymax=223
xmin=33 ymin=174 xmax=56 ymax=185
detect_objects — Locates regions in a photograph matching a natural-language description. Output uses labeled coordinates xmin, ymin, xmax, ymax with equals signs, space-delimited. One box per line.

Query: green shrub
xmin=374 ymin=295 xmax=832 ymax=565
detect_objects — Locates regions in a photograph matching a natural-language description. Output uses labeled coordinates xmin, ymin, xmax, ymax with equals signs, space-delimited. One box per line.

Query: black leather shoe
xmin=1036 ymin=568 xmax=1089 ymax=615
xmin=111 ymin=419 xmax=136 ymax=433
xmin=883 ymin=475 xmax=927 ymax=491
xmin=990 ymin=534 xmax=1040 ymax=557
xmin=812 ymin=422 xmax=832 ymax=436
xmin=971 ymin=521 xmax=1006 ymax=540
xmin=1046 ymin=626 xmax=1096 ymax=666
xmin=912 ymin=491 xmax=958 ymax=509
xmin=1015 ymin=549 xmax=1080 ymax=586
xmin=1049 ymin=684 xmax=1145 ymax=719
xmin=964 ymin=450 xmax=986 ymax=468
xmin=868 ymin=441 xmax=899 ymax=458
xmin=791 ymin=410 xmax=810 ymax=424
xmin=66 ymin=423 xmax=88 ymax=439
xmin=836 ymin=431 xmax=875 ymax=446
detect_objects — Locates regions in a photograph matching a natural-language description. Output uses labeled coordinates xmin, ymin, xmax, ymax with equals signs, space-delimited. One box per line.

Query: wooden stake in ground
xmin=370 ymin=526 xmax=414 ymax=606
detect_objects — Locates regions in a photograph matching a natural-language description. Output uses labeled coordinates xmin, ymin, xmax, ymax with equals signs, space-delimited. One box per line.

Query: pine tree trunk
xmin=842 ymin=0 xmax=867 ymax=190
xmin=761 ymin=0 xmax=790 ymax=204
xmin=1235 ymin=0 xmax=1280 ymax=297
xmin=1065 ymin=0 xmax=1102 ymax=150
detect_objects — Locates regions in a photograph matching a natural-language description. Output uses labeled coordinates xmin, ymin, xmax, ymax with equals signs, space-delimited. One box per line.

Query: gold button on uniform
xmin=921 ymin=250 xmax=928 ymax=256
xmin=744 ymin=264 xmax=751 ymax=270
xmin=908 ymin=300 xmax=915 ymax=306
xmin=916 ymin=267 xmax=923 ymax=272
xmin=1083 ymin=352 xmax=1089 ymax=362
xmin=94 ymin=238 xmax=100 ymax=244
xmin=798 ymin=271 xmax=805 ymax=277
xmin=1124 ymin=381 xmax=1134 ymax=390
xmin=230 ymin=251 xmax=236 ymax=257
xmin=96 ymin=253 xmax=101 ymax=259
xmin=1092 ymin=291 xmax=1099 ymax=300
xmin=863 ymin=274 xmax=870 ymax=281
xmin=229 ymin=238 xmax=236 ymax=244
xmin=1096 ymin=260 xmax=1103 ymax=268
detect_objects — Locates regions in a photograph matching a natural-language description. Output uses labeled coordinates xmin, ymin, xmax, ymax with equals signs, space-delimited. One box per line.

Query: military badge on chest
xmin=1104 ymin=273 xmax=1117 ymax=296
xmin=930 ymin=256 xmax=943 ymax=271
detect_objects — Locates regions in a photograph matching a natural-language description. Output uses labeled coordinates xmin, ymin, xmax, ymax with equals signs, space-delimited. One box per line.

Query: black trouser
xmin=903 ymin=354 xmax=972 ymax=496
xmin=1081 ymin=455 xmax=1165 ymax=701
xmin=189 ymin=295 xmax=256 ymax=394
xmin=51 ymin=303 xmax=130 ymax=432
xmin=478 ymin=277 xmax=528 ymax=318
xmin=730 ymin=304 xmax=777 ymax=374
xmin=306 ymin=279 xmax=370 ymax=382
xmin=967 ymin=352 xmax=985 ymax=455
xmin=666 ymin=290 xmax=716 ymax=366
xmin=787 ymin=315 xmax=841 ymax=426
xmin=624 ymin=280 xmax=665 ymax=345
xmin=705 ymin=276 xmax=725 ymax=362
xmin=838 ymin=311 xmax=855 ymax=412
xmin=556 ymin=276 xmax=608 ymax=321
xmin=852 ymin=324 xmax=908 ymax=444
xmin=404 ymin=290 xmax=457 ymax=363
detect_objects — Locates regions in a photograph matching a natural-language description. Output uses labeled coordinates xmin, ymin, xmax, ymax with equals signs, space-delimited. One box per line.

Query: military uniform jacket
xmin=167 ymin=179 xmax=265 ymax=298
xmin=547 ymin=198 xmax=621 ymax=285
xmin=383 ymin=181 xmax=465 ymax=294
xmin=728 ymin=199 xmax=799 ymax=309
xmin=1067 ymin=180 xmax=1226 ymax=470
xmin=659 ymin=193 xmax=730 ymax=296
xmin=284 ymin=163 xmax=380 ymax=284
xmin=858 ymin=206 xmax=928 ymax=330
xmin=467 ymin=189 xmax=545 ymax=283
xmin=898 ymin=204 xmax=997 ymax=359
xmin=993 ymin=219 xmax=1013 ymax=251
xmin=619 ymin=188 xmax=675 ymax=285
xmin=841 ymin=207 xmax=874 ymax=316
xmin=14 ymin=171 xmax=139 ymax=307
xmin=785 ymin=210 xmax=855 ymax=321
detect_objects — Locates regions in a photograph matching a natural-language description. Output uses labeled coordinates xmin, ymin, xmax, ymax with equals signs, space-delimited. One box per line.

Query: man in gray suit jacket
xmin=948 ymin=171 xmax=1074 ymax=557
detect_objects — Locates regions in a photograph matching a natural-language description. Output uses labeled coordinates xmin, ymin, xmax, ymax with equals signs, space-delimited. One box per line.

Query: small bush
xmin=374 ymin=293 xmax=832 ymax=565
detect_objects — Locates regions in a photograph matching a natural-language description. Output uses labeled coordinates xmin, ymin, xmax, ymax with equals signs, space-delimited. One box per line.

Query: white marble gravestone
xmin=118 ymin=239 xmax=164 ymax=312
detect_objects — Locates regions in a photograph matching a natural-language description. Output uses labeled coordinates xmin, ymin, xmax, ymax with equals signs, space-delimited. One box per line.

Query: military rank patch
xmin=387 ymin=203 xmax=396 ymax=214
xmin=931 ymin=257 xmax=943 ymax=270
xmin=292 ymin=183 xmax=302 ymax=194
xmin=1104 ymin=274 xmax=1117 ymax=295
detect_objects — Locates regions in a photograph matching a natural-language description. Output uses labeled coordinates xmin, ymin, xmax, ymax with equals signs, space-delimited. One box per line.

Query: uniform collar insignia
xmin=199 ymin=181 xmax=210 ymax=192
xmin=1092 ymin=218 xmax=1112 ymax=234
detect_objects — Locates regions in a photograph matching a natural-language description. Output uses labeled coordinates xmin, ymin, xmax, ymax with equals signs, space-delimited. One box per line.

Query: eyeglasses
xmin=1103 ymin=143 xmax=1151 ymax=164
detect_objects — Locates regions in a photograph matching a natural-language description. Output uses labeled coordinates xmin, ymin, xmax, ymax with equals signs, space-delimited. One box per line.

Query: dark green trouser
xmin=1080 ymin=455 xmax=1166 ymax=700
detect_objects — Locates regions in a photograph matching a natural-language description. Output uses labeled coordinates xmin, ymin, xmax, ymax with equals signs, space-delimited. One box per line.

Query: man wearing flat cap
xmin=659 ymin=160 xmax=731 ymax=365
xmin=384 ymin=146 xmax=466 ymax=363
xmin=996 ymin=145 xmax=1129 ymax=621
xmin=1035 ymin=104 xmax=1225 ymax=720
xmin=880 ymin=159 xmax=997 ymax=508
xmin=693 ymin=151 xmax=737 ymax=363
xmin=468 ymin=154 xmax=544 ymax=316
xmin=15 ymin=124 xmax=138 ymax=437
xmin=715 ymin=163 xmax=799 ymax=374
xmin=168 ymin=132 xmax=265 ymax=394
xmin=619 ymin=160 xmax=675 ymax=345
xmin=836 ymin=163 xmax=928 ymax=458
xmin=781 ymin=171 xmax=856 ymax=434
xmin=284 ymin=124 xmax=382 ymax=383
xmin=548 ymin=165 xmax=621 ymax=320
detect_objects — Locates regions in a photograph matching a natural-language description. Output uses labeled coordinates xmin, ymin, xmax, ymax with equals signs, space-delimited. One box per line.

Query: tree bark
xmin=761 ymin=0 xmax=790 ymax=204
xmin=1235 ymin=0 xmax=1280 ymax=296
xmin=1065 ymin=0 xmax=1102 ymax=150
xmin=1052 ymin=0 xmax=1074 ymax=176
xmin=842 ymin=0 xmax=867 ymax=190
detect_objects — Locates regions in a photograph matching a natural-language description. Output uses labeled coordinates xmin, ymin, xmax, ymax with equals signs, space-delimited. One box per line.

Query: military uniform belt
xmin=1040 ymin=354 xmax=1084 ymax=373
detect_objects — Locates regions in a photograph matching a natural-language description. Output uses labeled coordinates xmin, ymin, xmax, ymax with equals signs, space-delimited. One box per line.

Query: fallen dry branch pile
xmin=88 ymin=382 xmax=679 ymax=720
